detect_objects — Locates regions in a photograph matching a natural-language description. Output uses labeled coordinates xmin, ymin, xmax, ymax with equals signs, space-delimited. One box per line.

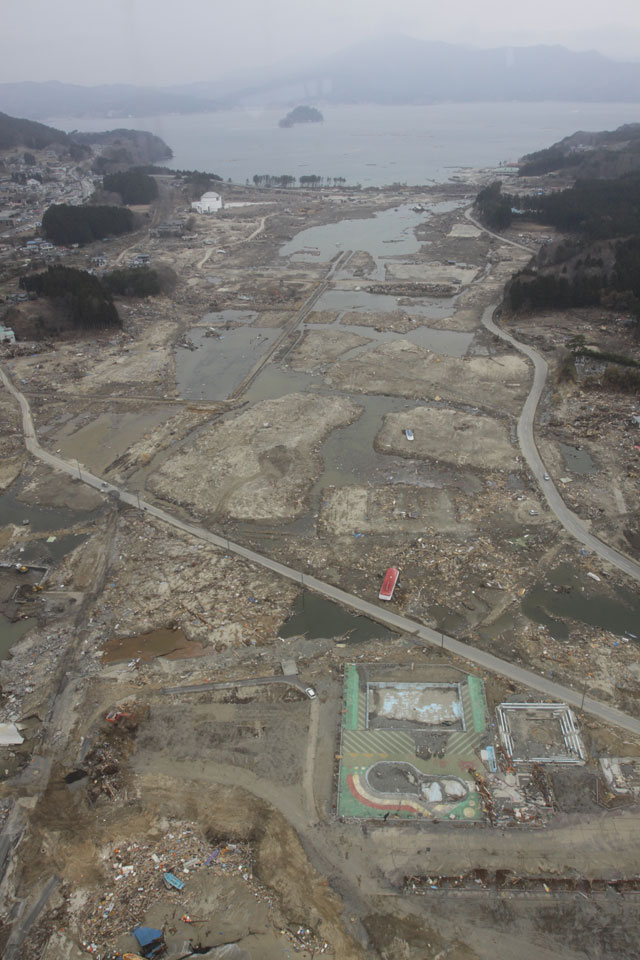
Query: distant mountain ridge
xmin=3 ymin=38 xmax=640 ymax=120
xmin=173 ymin=37 xmax=640 ymax=107
xmin=0 ymin=81 xmax=220 ymax=121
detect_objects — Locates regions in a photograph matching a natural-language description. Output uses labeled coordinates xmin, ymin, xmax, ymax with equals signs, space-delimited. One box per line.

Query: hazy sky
xmin=3 ymin=0 xmax=640 ymax=85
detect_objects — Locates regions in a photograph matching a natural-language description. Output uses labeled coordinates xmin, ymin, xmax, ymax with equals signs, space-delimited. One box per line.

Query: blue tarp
xmin=133 ymin=926 xmax=165 ymax=957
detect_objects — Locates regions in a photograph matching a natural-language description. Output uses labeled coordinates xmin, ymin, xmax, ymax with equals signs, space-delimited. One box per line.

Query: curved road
xmin=467 ymin=207 xmax=640 ymax=581
xmin=2 ymin=363 xmax=640 ymax=735
xmin=482 ymin=304 xmax=640 ymax=580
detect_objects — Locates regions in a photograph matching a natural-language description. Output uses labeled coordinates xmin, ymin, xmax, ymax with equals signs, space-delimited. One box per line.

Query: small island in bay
xmin=278 ymin=105 xmax=324 ymax=128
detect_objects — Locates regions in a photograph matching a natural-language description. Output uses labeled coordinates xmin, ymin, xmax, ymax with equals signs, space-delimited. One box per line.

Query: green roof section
xmin=467 ymin=674 xmax=488 ymax=733
xmin=344 ymin=663 xmax=360 ymax=731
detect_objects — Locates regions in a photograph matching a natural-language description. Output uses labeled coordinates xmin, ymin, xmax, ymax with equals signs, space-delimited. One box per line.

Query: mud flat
xmin=288 ymin=329 xmax=372 ymax=371
xmin=304 ymin=309 xmax=341 ymax=325
xmin=329 ymin=339 xmax=530 ymax=413
xmin=319 ymin=484 xmax=465 ymax=536
xmin=384 ymin=260 xmax=479 ymax=286
xmin=376 ymin=406 xmax=517 ymax=471
xmin=339 ymin=309 xmax=428 ymax=333
xmin=148 ymin=393 xmax=362 ymax=521
xmin=6 ymin=314 xmax=179 ymax=402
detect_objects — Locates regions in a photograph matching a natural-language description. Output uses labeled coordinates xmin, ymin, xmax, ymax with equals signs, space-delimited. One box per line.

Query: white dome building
xmin=191 ymin=191 xmax=223 ymax=214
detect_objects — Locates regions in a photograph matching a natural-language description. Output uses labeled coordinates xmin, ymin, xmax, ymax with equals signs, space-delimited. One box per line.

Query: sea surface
xmin=51 ymin=101 xmax=640 ymax=187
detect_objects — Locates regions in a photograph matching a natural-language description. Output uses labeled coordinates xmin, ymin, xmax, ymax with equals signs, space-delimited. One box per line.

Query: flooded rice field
xmin=279 ymin=200 xmax=461 ymax=266
xmin=315 ymin=287 xmax=455 ymax=322
xmin=521 ymin=563 xmax=640 ymax=642
xmin=278 ymin=591 xmax=395 ymax=644
xmin=328 ymin=320 xmax=473 ymax=358
xmin=137 ymin=197 xmax=635 ymax=649
xmin=0 ymin=479 xmax=98 ymax=534
xmin=0 ymin=618 xmax=31 ymax=660
xmin=176 ymin=326 xmax=280 ymax=401
xmin=198 ymin=309 xmax=258 ymax=326
xmin=53 ymin=408 xmax=177 ymax=474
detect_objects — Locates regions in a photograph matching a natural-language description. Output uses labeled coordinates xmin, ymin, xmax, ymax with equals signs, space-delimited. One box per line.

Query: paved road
xmin=464 ymin=209 xmax=533 ymax=253
xmin=2 ymin=332 xmax=640 ymax=736
xmin=467 ymin=208 xmax=640 ymax=582
xmin=482 ymin=305 xmax=640 ymax=580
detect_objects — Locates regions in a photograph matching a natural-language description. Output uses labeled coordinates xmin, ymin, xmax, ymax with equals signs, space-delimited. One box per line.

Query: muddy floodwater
xmin=0 ymin=618 xmax=31 ymax=660
xmin=330 ymin=320 xmax=473 ymax=358
xmin=0 ymin=480 xmax=99 ymax=534
xmin=521 ymin=563 xmax=640 ymax=641
xmin=176 ymin=327 xmax=279 ymax=401
xmin=102 ymin=627 xmax=205 ymax=663
xmin=199 ymin=309 xmax=258 ymax=326
xmin=19 ymin=533 xmax=87 ymax=564
xmin=54 ymin=408 xmax=177 ymax=475
xmin=278 ymin=591 xmax=395 ymax=644
xmin=559 ymin=443 xmax=595 ymax=476
xmin=279 ymin=201 xmax=460 ymax=264
xmin=312 ymin=393 xmax=441 ymax=492
xmin=315 ymin=287 xmax=455 ymax=322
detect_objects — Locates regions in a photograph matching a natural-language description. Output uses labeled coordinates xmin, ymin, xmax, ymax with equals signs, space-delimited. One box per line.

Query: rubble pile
xmin=86 ymin=517 xmax=297 ymax=653
xmin=70 ymin=823 xmax=330 ymax=959
xmin=367 ymin=282 xmax=456 ymax=298
xmin=282 ymin=925 xmax=330 ymax=954
xmin=405 ymin=870 xmax=640 ymax=895
xmin=471 ymin=769 xmax=496 ymax=824
xmin=84 ymin=742 xmax=124 ymax=803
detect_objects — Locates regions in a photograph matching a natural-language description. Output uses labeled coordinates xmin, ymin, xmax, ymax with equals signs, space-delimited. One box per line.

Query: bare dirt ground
xmin=329 ymin=340 xmax=530 ymax=414
xmin=375 ymin=406 xmax=517 ymax=471
xmin=148 ymin=393 xmax=362 ymax=521
xmin=1 ymin=177 xmax=640 ymax=960
xmin=320 ymin=485 xmax=464 ymax=537
xmin=288 ymin=329 xmax=372 ymax=371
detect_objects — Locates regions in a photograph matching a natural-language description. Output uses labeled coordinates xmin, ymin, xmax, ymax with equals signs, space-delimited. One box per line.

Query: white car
xmin=543 ymin=473 xmax=550 ymax=481
xmin=305 ymin=687 xmax=317 ymax=700
xmin=404 ymin=428 xmax=414 ymax=441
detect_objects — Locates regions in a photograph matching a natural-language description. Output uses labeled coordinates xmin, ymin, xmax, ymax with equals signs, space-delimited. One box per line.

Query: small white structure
xmin=0 ymin=324 xmax=16 ymax=344
xmin=191 ymin=191 xmax=223 ymax=214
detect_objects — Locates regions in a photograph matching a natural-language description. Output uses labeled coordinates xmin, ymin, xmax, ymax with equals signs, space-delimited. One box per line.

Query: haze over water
xmin=53 ymin=102 xmax=640 ymax=186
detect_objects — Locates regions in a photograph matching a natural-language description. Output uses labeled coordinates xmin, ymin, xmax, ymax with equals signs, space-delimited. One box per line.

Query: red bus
xmin=379 ymin=566 xmax=399 ymax=601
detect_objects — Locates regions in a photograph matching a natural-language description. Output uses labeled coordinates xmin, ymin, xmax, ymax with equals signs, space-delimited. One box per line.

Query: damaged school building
xmin=337 ymin=663 xmax=585 ymax=825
